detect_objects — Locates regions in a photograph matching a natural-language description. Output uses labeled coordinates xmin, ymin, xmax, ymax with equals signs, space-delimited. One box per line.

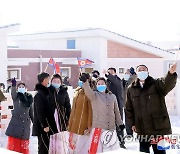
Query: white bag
xmin=49 ymin=131 xmax=69 ymax=154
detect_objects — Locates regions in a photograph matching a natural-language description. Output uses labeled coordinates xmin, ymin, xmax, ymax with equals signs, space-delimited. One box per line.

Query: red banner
xmin=89 ymin=128 xmax=102 ymax=154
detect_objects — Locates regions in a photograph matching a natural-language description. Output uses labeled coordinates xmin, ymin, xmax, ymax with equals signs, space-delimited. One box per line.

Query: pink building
xmin=7 ymin=49 xmax=81 ymax=90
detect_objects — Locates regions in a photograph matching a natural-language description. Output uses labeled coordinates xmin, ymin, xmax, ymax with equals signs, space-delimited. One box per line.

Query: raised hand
xmin=79 ymin=73 xmax=90 ymax=83
xmin=169 ymin=63 xmax=177 ymax=74
xmin=11 ymin=77 xmax=16 ymax=87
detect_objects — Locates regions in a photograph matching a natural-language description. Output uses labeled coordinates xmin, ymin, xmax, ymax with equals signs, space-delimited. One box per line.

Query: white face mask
xmin=47 ymin=82 xmax=51 ymax=87
xmin=52 ymin=83 xmax=61 ymax=89
xmin=18 ymin=87 xmax=26 ymax=94
xmin=124 ymin=74 xmax=130 ymax=81
xmin=137 ymin=71 xmax=148 ymax=81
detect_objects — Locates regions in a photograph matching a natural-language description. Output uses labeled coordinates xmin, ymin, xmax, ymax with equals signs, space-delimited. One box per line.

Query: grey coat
xmin=83 ymin=82 xmax=123 ymax=130
xmin=6 ymin=87 xmax=33 ymax=140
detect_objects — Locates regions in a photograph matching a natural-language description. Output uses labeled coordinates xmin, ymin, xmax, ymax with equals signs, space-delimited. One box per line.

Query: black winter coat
xmin=48 ymin=85 xmax=71 ymax=131
xmin=32 ymin=84 xmax=58 ymax=136
xmin=106 ymin=74 xmax=124 ymax=108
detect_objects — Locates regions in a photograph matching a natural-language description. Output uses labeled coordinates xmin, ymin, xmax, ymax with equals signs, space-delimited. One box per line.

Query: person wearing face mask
xmin=80 ymin=74 xmax=125 ymax=153
xmin=49 ymin=74 xmax=71 ymax=132
xmin=103 ymin=67 xmax=125 ymax=148
xmin=122 ymin=68 xmax=137 ymax=137
xmin=32 ymin=72 xmax=58 ymax=154
xmin=126 ymin=64 xmax=177 ymax=154
xmin=48 ymin=74 xmax=71 ymax=153
xmin=92 ymin=70 xmax=100 ymax=81
xmin=6 ymin=78 xmax=12 ymax=93
xmin=68 ymin=73 xmax=93 ymax=153
xmin=0 ymin=88 xmax=6 ymax=101
xmin=0 ymin=83 xmax=6 ymax=93
xmin=5 ymin=78 xmax=33 ymax=154
xmin=63 ymin=76 xmax=71 ymax=86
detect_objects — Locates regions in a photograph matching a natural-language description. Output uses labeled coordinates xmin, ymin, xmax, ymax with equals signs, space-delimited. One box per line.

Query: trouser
xmin=116 ymin=107 xmax=125 ymax=144
xmin=124 ymin=109 xmax=133 ymax=136
xmin=38 ymin=133 xmax=50 ymax=154
xmin=140 ymin=141 xmax=166 ymax=154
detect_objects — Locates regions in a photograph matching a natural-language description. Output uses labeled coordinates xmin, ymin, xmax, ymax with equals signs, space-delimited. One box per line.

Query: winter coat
xmin=6 ymin=86 xmax=12 ymax=93
xmin=122 ymin=74 xmax=137 ymax=108
xmin=63 ymin=77 xmax=71 ymax=86
xmin=0 ymin=90 xmax=6 ymax=101
xmin=68 ymin=87 xmax=92 ymax=135
xmin=5 ymin=86 xmax=33 ymax=140
xmin=83 ymin=82 xmax=123 ymax=130
xmin=32 ymin=84 xmax=58 ymax=136
xmin=126 ymin=72 xmax=177 ymax=135
xmin=48 ymin=85 xmax=71 ymax=132
xmin=106 ymin=74 xmax=124 ymax=108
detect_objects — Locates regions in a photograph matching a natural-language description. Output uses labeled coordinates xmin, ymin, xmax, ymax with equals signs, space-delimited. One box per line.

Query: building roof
xmin=0 ymin=23 xmax=20 ymax=33
xmin=8 ymin=28 xmax=175 ymax=58
xmin=0 ymin=23 xmax=20 ymax=29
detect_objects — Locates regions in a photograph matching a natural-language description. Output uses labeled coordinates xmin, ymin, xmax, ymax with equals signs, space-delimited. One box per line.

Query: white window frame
xmin=61 ymin=67 xmax=71 ymax=78
xmin=7 ymin=68 xmax=22 ymax=81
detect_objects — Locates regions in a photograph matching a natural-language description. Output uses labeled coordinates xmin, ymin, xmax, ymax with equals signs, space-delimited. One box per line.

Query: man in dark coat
xmin=103 ymin=67 xmax=125 ymax=148
xmin=122 ymin=68 xmax=137 ymax=137
xmin=126 ymin=64 xmax=177 ymax=154
xmin=32 ymin=72 xmax=58 ymax=154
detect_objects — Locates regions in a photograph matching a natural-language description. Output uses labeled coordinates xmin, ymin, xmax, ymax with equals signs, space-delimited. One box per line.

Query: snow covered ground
xmin=0 ymin=115 xmax=180 ymax=154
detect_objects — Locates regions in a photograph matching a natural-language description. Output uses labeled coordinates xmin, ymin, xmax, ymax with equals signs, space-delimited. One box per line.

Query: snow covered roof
xmin=9 ymin=28 xmax=175 ymax=58
xmin=0 ymin=23 xmax=20 ymax=33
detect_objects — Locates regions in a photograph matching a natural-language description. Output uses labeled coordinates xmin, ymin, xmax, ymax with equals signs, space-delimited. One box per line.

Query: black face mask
xmin=93 ymin=74 xmax=98 ymax=78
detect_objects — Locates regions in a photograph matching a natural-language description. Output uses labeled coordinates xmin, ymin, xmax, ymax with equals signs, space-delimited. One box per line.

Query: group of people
xmin=0 ymin=63 xmax=177 ymax=154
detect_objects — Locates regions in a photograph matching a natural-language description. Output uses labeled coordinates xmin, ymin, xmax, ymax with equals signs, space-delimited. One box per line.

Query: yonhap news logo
xmin=150 ymin=135 xmax=180 ymax=150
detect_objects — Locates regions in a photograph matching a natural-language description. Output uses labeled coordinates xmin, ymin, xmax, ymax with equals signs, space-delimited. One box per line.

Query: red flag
xmin=77 ymin=57 xmax=94 ymax=68
xmin=48 ymin=57 xmax=60 ymax=74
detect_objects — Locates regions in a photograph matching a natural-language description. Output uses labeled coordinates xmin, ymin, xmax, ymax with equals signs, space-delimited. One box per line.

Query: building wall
xmin=8 ymin=37 xmax=109 ymax=74
xmin=107 ymin=40 xmax=161 ymax=58
xmin=107 ymin=58 xmax=164 ymax=79
xmin=7 ymin=49 xmax=81 ymax=90
xmin=76 ymin=37 xmax=108 ymax=73
xmin=8 ymin=63 xmax=79 ymax=90
xmin=163 ymin=60 xmax=180 ymax=79
xmin=0 ymin=32 xmax=8 ymax=85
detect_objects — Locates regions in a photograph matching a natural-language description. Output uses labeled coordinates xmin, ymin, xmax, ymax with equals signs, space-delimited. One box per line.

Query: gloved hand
xmin=116 ymin=124 xmax=125 ymax=132
xmin=11 ymin=77 xmax=16 ymax=87
xmin=130 ymin=67 xmax=136 ymax=75
xmin=79 ymin=73 xmax=90 ymax=83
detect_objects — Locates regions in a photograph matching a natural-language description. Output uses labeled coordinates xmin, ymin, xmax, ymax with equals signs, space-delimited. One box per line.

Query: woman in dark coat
xmin=6 ymin=78 xmax=33 ymax=154
xmin=48 ymin=74 xmax=71 ymax=131
xmin=48 ymin=74 xmax=71 ymax=153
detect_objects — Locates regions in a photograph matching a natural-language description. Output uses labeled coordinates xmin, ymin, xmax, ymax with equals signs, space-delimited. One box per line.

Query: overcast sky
xmin=0 ymin=0 xmax=180 ymax=41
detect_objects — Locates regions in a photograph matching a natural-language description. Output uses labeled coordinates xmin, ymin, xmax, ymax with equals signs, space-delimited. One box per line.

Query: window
xmin=67 ymin=40 xmax=75 ymax=49
xmin=7 ymin=68 xmax=21 ymax=81
xmin=168 ymin=63 xmax=174 ymax=69
xmin=61 ymin=67 xmax=71 ymax=78
xmin=119 ymin=68 xmax=125 ymax=74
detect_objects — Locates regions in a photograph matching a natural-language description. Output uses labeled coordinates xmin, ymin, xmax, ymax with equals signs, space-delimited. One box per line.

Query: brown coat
xmin=126 ymin=72 xmax=177 ymax=135
xmin=68 ymin=87 xmax=92 ymax=135
xmin=0 ymin=90 xmax=6 ymax=102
